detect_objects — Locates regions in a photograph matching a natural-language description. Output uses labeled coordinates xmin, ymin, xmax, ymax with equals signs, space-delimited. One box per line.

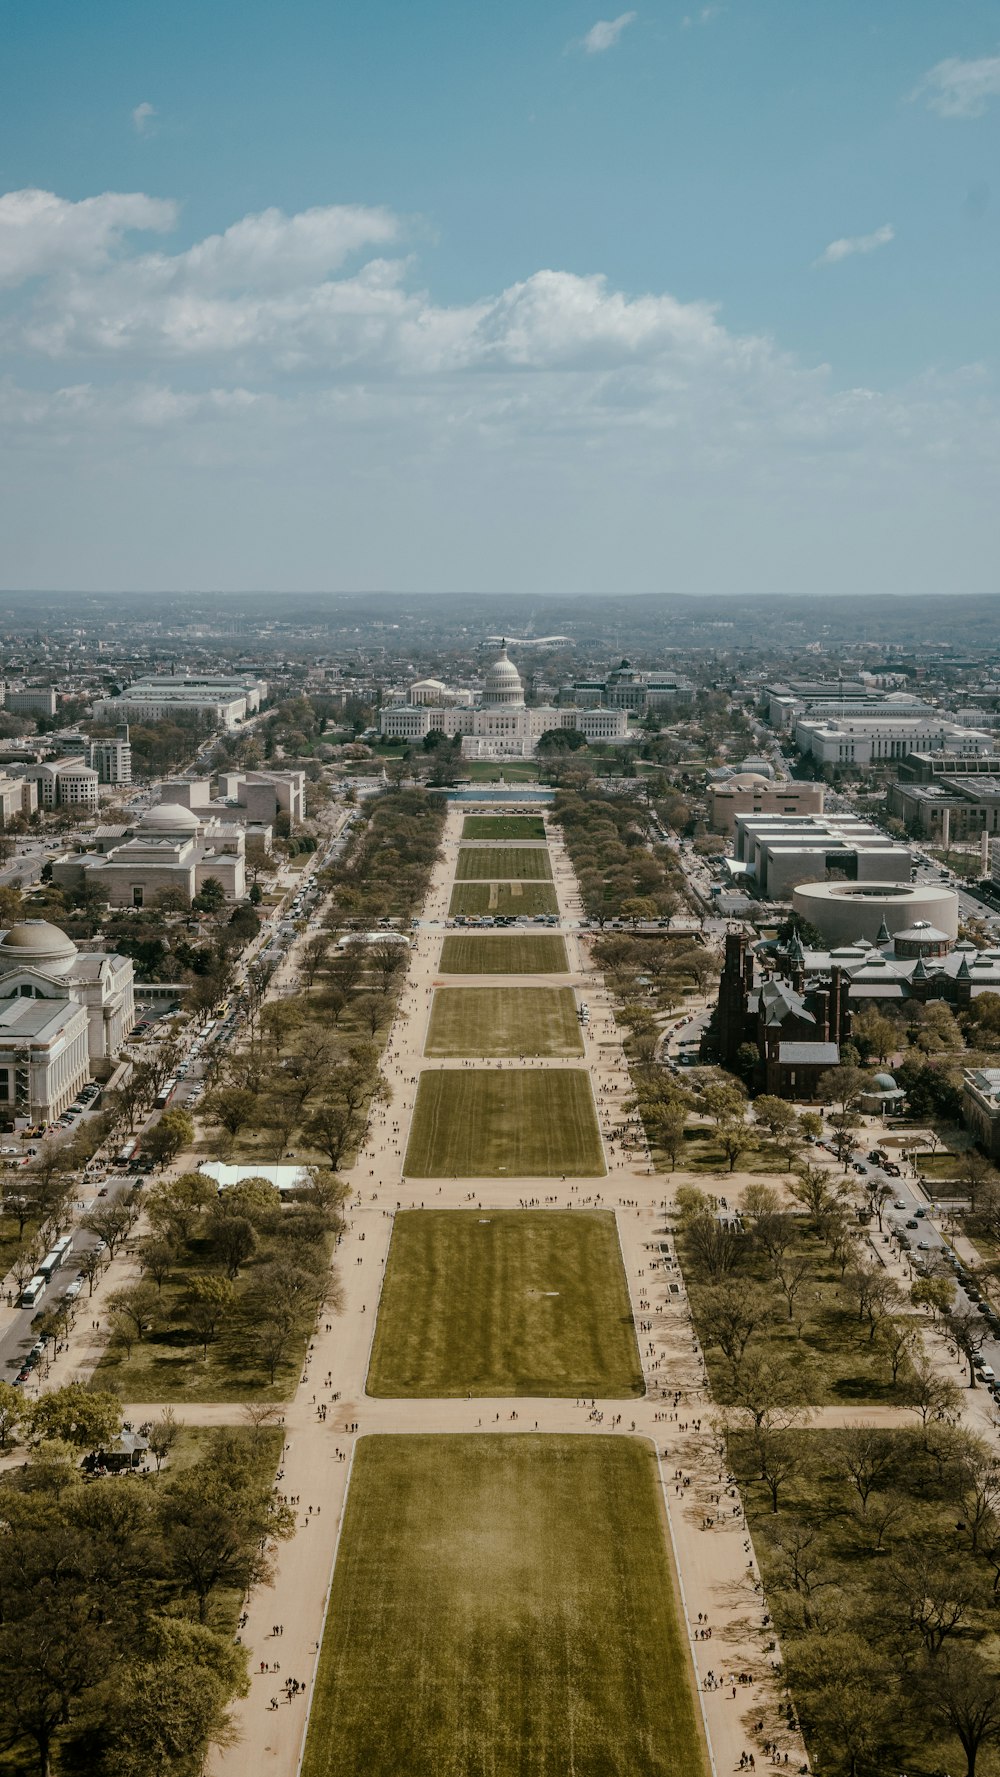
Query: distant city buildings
xmin=708 ymin=773 xmax=824 ymax=835
xmin=565 ymin=659 xmax=695 ymax=714
xmin=728 ymin=811 xmax=913 ymax=900
xmin=51 ymin=802 xmax=247 ymax=908
xmin=888 ymin=751 xmax=1000 ymax=844
xmin=93 ymin=674 xmax=267 ymax=730
xmin=157 ymin=768 xmax=305 ymax=833
xmin=88 ymin=726 xmax=132 ymax=787
xmin=794 ymin=711 xmax=992 ymax=767
xmin=2 ymin=687 xmax=60 ymax=718
xmin=7 ymin=757 xmax=100 ymax=812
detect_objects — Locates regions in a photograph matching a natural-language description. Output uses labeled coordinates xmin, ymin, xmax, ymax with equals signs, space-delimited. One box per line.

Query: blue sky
xmin=1 ymin=0 xmax=999 ymax=594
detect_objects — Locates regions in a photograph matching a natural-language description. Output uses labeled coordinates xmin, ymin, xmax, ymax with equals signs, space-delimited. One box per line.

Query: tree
xmin=186 ymin=1277 xmax=234 ymax=1359
xmin=209 ymin=1212 xmax=256 ymax=1280
xmin=834 ymin=1422 xmax=896 ymax=1514
xmin=305 ymin=1100 xmax=363 ymax=1170
xmin=851 ymin=1008 xmax=897 ymax=1065
xmin=655 ymin=1103 xmax=688 ymax=1169
xmin=299 ymin=933 xmax=329 ymax=988
xmin=146 ymin=1407 xmax=180 ymax=1472
xmin=876 ymin=1315 xmax=918 ymax=1386
xmin=0 ymin=1600 xmax=106 ymax=1777
xmin=193 ymin=876 xmax=226 ymax=915
xmin=216 ymin=1175 xmax=281 ymax=1229
xmin=202 ymin=1086 xmax=261 ymax=1140
xmin=922 ymin=1644 xmax=1000 ymax=1777
xmin=145 ymin=1106 xmax=194 ymax=1168
xmin=828 ymin=1107 xmax=863 ymax=1163
xmin=700 ymin=1280 xmax=772 ymax=1378
xmin=818 ymin=1065 xmax=870 ymax=1113
xmin=82 ymin=1196 xmax=140 ymax=1260
xmin=843 ymin=1261 xmax=901 ymax=1342
xmin=716 ymin=1118 xmax=751 ymax=1173
xmin=145 ymin=1172 xmax=215 ymax=1246
xmin=0 ymin=1379 xmax=24 ymax=1451
xmin=26 ymin=1385 xmax=121 ymax=1451
xmin=93 ymin=1643 xmax=240 ymax=1775
xmin=948 ymin=1308 xmax=990 ymax=1386
xmin=138 ymin=1236 xmax=176 ymax=1292
xmin=754 ymin=1095 xmax=798 ymax=1140
xmin=160 ymin=1430 xmax=294 ymax=1621
xmin=107 ymin=1283 xmax=159 ymax=1345
xmin=684 ymin=1211 xmax=744 ymax=1280
xmin=788 ymin=1162 xmax=839 ymax=1229
xmin=889 ymin=1550 xmax=985 ymax=1657
xmin=911 ymin=1272 xmax=955 ymax=1317
xmin=75 ymin=1245 xmax=105 ymax=1298
xmin=771 ymin=1522 xmax=837 ymax=1629
xmin=789 ymin=1631 xmax=896 ymax=1777
xmin=904 ymin=1357 xmax=962 ymax=1446
xmin=756 ymin=1419 xmax=798 ymax=1512
xmin=774 ymin=1251 xmax=812 ymax=1322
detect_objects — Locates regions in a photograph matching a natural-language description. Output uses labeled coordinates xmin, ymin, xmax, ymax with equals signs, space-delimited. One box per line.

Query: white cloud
xmin=131 ymin=101 xmax=157 ymax=135
xmin=814 ymin=223 xmax=894 ymax=266
xmin=0 ymin=188 xmax=177 ymax=288
xmin=912 ymin=52 xmax=1000 ymax=119
xmin=581 ymin=12 xmax=636 ymax=54
xmin=681 ymin=7 xmax=722 ymax=26
xmin=2 ymin=187 xmax=999 ymax=599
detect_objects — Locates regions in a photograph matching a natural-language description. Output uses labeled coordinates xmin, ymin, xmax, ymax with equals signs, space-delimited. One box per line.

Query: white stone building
xmin=93 ymin=675 xmax=267 ymax=732
xmin=0 ymin=919 xmax=137 ymax=1120
xmin=51 ymin=802 xmax=247 ymax=909
xmin=379 ymin=644 xmax=629 ymax=758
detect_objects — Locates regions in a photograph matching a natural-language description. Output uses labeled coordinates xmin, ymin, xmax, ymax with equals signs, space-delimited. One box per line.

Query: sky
xmin=1 ymin=0 xmax=999 ymax=597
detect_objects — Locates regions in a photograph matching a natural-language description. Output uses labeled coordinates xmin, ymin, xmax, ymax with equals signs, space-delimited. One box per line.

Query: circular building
xmin=480 ymin=643 xmax=525 ymax=708
xmin=139 ymin=802 xmax=201 ymax=835
xmin=0 ymin=919 xmax=79 ymax=977
xmin=791 ymin=880 xmax=959 ymax=946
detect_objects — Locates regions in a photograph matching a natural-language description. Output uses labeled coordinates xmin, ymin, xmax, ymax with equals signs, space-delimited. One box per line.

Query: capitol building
xmin=379 ymin=643 xmax=629 ymax=759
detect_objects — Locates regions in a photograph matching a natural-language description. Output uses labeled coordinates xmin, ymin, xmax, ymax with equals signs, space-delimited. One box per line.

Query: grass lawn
xmin=449 ymin=881 xmax=559 ymax=917
xmin=404 ymin=1069 xmax=605 ymax=1176
xmin=426 ymin=987 xmax=582 ymax=1057
xmin=367 ymin=1209 xmax=642 ymax=1395
xmin=439 ymin=933 xmax=569 ymax=974
xmin=462 ymin=815 xmax=546 ymax=840
xmin=456 ymin=846 xmax=553 ymax=881
xmin=301 ymin=1436 xmax=707 ymax=1777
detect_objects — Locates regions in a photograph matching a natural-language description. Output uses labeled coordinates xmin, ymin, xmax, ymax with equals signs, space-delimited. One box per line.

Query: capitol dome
xmin=481 ymin=642 xmax=524 ymax=708
xmin=140 ymin=802 xmax=200 ymax=834
xmin=0 ymin=919 xmax=78 ymax=976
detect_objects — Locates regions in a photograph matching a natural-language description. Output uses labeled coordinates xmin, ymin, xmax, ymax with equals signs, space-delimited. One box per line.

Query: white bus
xmin=19 ymin=1275 xmax=47 ymax=1308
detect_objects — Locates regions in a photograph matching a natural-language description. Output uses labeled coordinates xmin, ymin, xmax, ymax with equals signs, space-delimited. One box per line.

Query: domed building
xmin=379 ymin=641 xmax=629 ymax=757
xmin=481 ymin=644 xmax=525 ymax=709
xmin=0 ymin=918 xmax=136 ymax=1123
xmin=51 ymin=796 xmax=246 ymax=909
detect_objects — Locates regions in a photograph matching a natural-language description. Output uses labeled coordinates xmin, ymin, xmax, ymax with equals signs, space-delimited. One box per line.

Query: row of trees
xmin=550 ymin=786 xmax=689 ymax=926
